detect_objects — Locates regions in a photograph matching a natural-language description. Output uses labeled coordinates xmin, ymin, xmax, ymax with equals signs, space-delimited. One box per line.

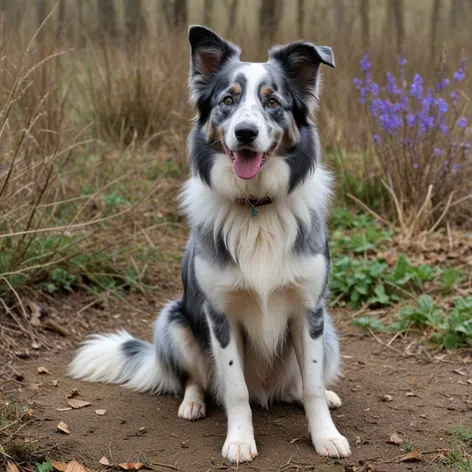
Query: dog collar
xmin=234 ymin=196 xmax=273 ymax=216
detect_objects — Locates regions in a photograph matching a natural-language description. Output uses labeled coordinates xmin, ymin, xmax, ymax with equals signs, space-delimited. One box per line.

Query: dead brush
xmin=0 ymin=24 xmax=173 ymax=349
xmin=84 ymin=30 xmax=191 ymax=157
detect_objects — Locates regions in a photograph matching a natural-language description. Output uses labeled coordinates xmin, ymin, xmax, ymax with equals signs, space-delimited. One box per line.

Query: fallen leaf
xmin=355 ymin=435 xmax=362 ymax=444
xmin=52 ymin=380 xmax=58 ymax=387
xmin=27 ymin=300 xmax=43 ymax=327
xmin=57 ymin=421 xmax=70 ymax=434
xmin=181 ymin=439 xmax=190 ymax=448
xmin=68 ymin=399 xmax=91 ymax=409
xmin=6 ymin=463 xmax=20 ymax=472
xmin=99 ymin=457 xmax=110 ymax=466
xmin=56 ymin=407 xmax=72 ymax=412
xmin=29 ymin=383 xmax=40 ymax=392
xmin=51 ymin=462 xmax=69 ymax=472
xmin=381 ymin=394 xmax=393 ymax=402
xmin=453 ymin=369 xmax=465 ymax=376
xmin=405 ymin=392 xmax=417 ymax=397
xmin=388 ymin=432 xmax=404 ymax=445
xmin=468 ymin=379 xmax=472 ymax=385
xmin=399 ymin=450 xmax=422 ymax=462
xmin=65 ymin=461 xmax=88 ymax=472
xmin=67 ymin=388 xmax=79 ymax=399
xmin=37 ymin=366 xmax=50 ymax=375
xmin=95 ymin=409 xmax=107 ymax=416
xmin=119 ymin=463 xmax=144 ymax=470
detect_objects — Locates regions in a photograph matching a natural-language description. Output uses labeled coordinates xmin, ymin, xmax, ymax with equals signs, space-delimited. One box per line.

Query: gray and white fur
xmin=69 ymin=25 xmax=351 ymax=463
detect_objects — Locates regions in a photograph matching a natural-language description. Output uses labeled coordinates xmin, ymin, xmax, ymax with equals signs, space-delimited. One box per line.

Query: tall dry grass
xmin=0 ymin=1 xmax=471 ymax=339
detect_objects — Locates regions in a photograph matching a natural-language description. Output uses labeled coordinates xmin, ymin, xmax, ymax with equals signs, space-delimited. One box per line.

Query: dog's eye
xmin=222 ymin=96 xmax=233 ymax=105
xmin=267 ymin=98 xmax=279 ymax=108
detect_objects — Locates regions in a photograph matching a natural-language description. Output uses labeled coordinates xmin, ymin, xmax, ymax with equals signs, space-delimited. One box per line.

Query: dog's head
xmin=187 ymin=26 xmax=335 ymax=194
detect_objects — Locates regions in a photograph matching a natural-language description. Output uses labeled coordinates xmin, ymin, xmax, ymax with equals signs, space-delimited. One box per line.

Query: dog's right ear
xmin=188 ymin=25 xmax=240 ymax=106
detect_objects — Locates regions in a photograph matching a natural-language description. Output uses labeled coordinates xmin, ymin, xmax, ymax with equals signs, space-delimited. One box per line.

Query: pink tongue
xmin=233 ymin=150 xmax=263 ymax=179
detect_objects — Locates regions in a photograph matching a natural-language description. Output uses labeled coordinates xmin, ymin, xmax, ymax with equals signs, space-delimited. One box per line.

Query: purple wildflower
xmin=360 ymin=53 xmax=371 ymax=72
xmin=457 ymin=117 xmax=467 ymax=128
xmin=453 ymin=164 xmax=461 ymax=171
xmin=453 ymin=59 xmax=465 ymax=82
xmin=433 ymin=148 xmax=442 ymax=156
xmin=373 ymin=134 xmax=380 ymax=144
xmin=407 ymin=113 xmax=416 ymax=127
xmin=398 ymin=57 xmax=407 ymax=66
xmin=410 ymin=74 xmax=423 ymax=100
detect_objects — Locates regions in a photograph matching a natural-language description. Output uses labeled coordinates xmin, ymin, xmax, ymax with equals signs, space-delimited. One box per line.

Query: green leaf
xmin=354 ymin=316 xmax=387 ymax=332
xmin=36 ymin=462 xmax=54 ymax=472
xmin=443 ymin=332 xmax=459 ymax=350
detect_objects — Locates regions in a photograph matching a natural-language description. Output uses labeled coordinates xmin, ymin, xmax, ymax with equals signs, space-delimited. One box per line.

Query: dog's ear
xmin=269 ymin=41 xmax=335 ymax=110
xmin=188 ymin=25 xmax=240 ymax=106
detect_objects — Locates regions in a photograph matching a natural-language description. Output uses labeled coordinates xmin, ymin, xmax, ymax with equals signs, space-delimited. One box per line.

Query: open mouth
xmin=223 ymin=142 xmax=278 ymax=180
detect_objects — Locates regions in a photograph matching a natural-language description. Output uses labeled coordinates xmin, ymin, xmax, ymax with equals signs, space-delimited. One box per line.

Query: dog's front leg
xmin=291 ymin=308 xmax=351 ymax=458
xmin=206 ymin=304 xmax=258 ymax=463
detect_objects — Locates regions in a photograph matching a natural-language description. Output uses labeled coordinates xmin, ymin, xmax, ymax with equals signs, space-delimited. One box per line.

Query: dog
xmin=69 ymin=25 xmax=351 ymax=463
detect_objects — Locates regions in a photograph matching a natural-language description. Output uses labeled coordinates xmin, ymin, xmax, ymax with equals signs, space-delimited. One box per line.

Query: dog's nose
xmin=235 ymin=123 xmax=259 ymax=144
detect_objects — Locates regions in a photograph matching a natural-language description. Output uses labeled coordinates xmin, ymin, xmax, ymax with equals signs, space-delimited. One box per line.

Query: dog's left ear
xmin=188 ymin=25 xmax=240 ymax=106
xmin=269 ymin=41 xmax=335 ymax=106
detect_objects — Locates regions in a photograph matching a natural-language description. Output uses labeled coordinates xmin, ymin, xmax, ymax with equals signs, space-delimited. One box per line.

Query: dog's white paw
xmin=325 ymin=389 xmax=342 ymax=409
xmin=313 ymin=433 xmax=351 ymax=458
xmin=178 ymin=399 xmax=206 ymax=421
xmin=222 ymin=435 xmax=258 ymax=463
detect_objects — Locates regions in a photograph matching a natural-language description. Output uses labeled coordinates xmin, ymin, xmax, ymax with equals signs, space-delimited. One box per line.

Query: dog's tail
xmin=68 ymin=330 xmax=181 ymax=395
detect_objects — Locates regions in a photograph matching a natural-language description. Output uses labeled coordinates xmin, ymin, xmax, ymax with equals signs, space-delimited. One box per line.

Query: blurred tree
xmin=174 ymin=0 xmax=187 ymax=30
xmin=125 ymin=0 xmax=146 ymax=41
xmin=37 ymin=0 xmax=48 ymax=27
xmin=449 ymin=0 xmax=466 ymax=29
xmin=56 ymin=0 xmax=66 ymax=40
xmin=431 ymin=0 xmax=441 ymax=60
xmin=298 ymin=0 xmax=305 ymax=37
xmin=387 ymin=0 xmax=404 ymax=53
xmin=334 ymin=0 xmax=344 ymax=27
xmin=204 ymin=0 xmax=214 ymax=26
xmin=260 ymin=0 xmax=281 ymax=42
xmin=360 ymin=0 xmax=369 ymax=47
xmin=98 ymin=0 xmax=117 ymax=38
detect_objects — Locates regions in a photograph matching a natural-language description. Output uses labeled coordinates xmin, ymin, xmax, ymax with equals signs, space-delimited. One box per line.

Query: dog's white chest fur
xmin=183 ymin=161 xmax=332 ymax=362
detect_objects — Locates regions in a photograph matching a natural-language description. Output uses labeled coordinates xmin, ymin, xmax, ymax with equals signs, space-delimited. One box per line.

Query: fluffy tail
xmin=68 ymin=330 xmax=181 ymax=395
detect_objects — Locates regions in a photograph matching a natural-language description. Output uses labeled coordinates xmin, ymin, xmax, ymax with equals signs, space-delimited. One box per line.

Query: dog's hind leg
xmin=178 ymin=379 xmax=206 ymax=420
xmin=155 ymin=301 xmax=211 ymax=421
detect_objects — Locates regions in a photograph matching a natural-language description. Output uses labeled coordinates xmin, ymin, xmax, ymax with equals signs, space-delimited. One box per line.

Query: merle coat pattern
xmin=69 ymin=25 xmax=351 ymax=463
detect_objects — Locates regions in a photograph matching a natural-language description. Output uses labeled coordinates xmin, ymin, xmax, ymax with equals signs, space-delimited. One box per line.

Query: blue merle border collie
xmin=69 ymin=25 xmax=351 ymax=463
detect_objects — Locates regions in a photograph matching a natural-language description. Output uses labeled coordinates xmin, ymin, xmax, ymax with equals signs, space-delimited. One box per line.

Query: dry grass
xmin=0 ymin=1 xmax=471 ymax=346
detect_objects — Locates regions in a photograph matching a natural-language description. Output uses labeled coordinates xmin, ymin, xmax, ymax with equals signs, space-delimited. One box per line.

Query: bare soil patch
xmin=2 ymin=298 xmax=471 ymax=472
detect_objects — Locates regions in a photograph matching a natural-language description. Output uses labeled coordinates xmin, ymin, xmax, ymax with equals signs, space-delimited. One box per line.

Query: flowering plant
xmin=354 ymin=52 xmax=471 ymax=232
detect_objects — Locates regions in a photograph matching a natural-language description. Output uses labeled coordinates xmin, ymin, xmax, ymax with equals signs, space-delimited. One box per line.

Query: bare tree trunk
xmin=125 ymin=0 xmax=146 ymax=42
xmin=450 ymin=0 xmax=465 ymax=29
xmin=259 ymin=0 xmax=281 ymax=42
xmin=391 ymin=0 xmax=405 ymax=53
xmin=297 ymin=0 xmax=305 ymax=37
xmin=173 ymin=0 xmax=187 ymax=30
xmin=36 ymin=0 xmax=48 ymax=47
xmin=334 ymin=0 xmax=344 ymax=27
xmin=204 ymin=0 xmax=214 ymax=26
xmin=430 ymin=0 xmax=441 ymax=60
xmin=37 ymin=0 xmax=48 ymax=27
xmin=56 ymin=0 xmax=66 ymax=41
xmin=97 ymin=0 xmax=117 ymax=38
xmin=360 ymin=0 xmax=369 ymax=47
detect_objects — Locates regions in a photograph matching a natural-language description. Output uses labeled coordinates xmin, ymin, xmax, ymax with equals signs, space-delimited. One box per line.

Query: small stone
xmin=381 ymin=394 xmax=393 ymax=402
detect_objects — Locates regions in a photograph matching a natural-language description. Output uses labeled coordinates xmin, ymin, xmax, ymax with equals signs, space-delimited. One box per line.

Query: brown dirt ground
xmin=2 ymin=293 xmax=471 ymax=472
